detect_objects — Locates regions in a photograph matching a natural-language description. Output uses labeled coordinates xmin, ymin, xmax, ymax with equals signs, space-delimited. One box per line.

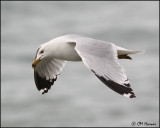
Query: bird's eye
xmin=40 ymin=50 xmax=44 ymax=54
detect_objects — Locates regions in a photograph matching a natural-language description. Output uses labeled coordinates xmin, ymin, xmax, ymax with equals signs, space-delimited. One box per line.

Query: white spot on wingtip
xmin=40 ymin=89 xmax=44 ymax=94
xmin=40 ymin=88 xmax=48 ymax=94
xmin=123 ymin=93 xmax=132 ymax=98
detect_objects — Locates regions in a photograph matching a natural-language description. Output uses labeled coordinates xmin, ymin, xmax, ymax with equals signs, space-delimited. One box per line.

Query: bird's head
xmin=32 ymin=44 xmax=48 ymax=69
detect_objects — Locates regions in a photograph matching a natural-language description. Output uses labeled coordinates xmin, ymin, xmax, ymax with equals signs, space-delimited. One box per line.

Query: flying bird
xmin=32 ymin=34 xmax=144 ymax=98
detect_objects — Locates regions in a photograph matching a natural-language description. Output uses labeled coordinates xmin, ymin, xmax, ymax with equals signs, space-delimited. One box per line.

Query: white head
xmin=32 ymin=43 xmax=50 ymax=68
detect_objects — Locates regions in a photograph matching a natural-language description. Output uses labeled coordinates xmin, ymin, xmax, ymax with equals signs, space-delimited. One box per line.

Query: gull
xmin=32 ymin=34 xmax=144 ymax=98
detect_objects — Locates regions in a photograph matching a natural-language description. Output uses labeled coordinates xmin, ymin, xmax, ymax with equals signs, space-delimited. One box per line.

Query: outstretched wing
xmin=73 ymin=37 xmax=136 ymax=98
xmin=34 ymin=58 xmax=66 ymax=94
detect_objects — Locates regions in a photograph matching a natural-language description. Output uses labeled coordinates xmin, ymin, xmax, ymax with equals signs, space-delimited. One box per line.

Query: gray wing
xmin=73 ymin=37 xmax=135 ymax=98
xmin=34 ymin=58 xmax=66 ymax=94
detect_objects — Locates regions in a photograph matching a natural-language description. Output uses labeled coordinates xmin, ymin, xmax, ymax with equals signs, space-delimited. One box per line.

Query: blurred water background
xmin=1 ymin=1 xmax=159 ymax=127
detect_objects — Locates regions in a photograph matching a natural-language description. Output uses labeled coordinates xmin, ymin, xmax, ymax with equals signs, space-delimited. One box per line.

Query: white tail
xmin=116 ymin=46 xmax=145 ymax=55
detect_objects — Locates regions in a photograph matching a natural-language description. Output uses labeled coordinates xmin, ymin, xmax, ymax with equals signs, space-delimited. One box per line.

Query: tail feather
xmin=117 ymin=50 xmax=145 ymax=55
xmin=116 ymin=46 xmax=145 ymax=55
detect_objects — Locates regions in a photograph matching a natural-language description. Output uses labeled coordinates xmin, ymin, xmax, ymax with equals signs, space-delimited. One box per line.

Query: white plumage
xmin=32 ymin=34 xmax=144 ymax=98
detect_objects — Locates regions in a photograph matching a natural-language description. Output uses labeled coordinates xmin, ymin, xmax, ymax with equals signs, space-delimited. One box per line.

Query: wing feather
xmin=34 ymin=58 xmax=66 ymax=94
xmin=73 ymin=36 xmax=135 ymax=98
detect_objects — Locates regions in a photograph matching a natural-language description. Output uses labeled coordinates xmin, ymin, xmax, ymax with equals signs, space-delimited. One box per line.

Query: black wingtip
xmin=92 ymin=70 xmax=136 ymax=98
xmin=34 ymin=70 xmax=57 ymax=94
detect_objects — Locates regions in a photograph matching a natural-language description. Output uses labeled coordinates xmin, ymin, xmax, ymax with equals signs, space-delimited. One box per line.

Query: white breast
xmin=46 ymin=38 xmax=82 ymax=61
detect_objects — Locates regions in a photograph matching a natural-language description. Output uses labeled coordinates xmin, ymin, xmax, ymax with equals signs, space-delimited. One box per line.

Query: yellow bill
xmin=32 ymin=58 xmax=40 ymax=69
